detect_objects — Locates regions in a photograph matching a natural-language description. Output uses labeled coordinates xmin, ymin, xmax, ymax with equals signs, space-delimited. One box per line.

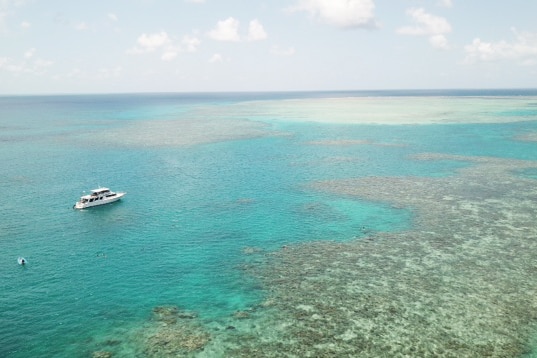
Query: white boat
xmin=18 ymin=257 xmax=27 ymax=265
xmin=74 ymin=187 xmax=126 ymax=209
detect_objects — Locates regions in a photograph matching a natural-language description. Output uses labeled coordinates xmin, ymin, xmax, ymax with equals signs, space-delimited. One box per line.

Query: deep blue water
xmin=1 ymin=90 xmax=537 ymax=357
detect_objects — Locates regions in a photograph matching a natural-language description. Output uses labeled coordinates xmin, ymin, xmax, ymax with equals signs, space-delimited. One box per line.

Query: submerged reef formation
xmin=517 ymin=132 xmax=537 ymax=142
xmin=80 ymin=117 xmax=275 ymax=148
xmin=141 ymin=306 xmax=210 ymax=357
xmin=90 ymin=306 xmax=211 ymax=357
xmin=226 ymin=96 xmax=537 ymax=125
xmin=224 ymin=153 xmax=537 ymax=357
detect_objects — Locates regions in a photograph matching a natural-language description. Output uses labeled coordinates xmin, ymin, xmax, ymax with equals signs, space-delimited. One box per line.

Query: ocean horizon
xmin=4 ymin=87 xmax=537 ymax=98
xmin=2 ymin=89 xmax=537 ymax=357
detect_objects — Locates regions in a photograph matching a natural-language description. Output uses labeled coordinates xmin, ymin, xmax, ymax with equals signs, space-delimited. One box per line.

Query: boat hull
xmin=74 ymin=192 xmax=125 ymax=209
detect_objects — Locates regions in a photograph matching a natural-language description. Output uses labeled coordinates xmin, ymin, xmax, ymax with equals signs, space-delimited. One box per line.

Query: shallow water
xmin=244 ymin=154 xmax=537 ymax=357
xmin=1 ymin=91 xmax=537 ymax=357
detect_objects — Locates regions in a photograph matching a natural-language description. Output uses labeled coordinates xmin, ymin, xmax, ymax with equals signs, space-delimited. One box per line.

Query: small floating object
xmin=18 ymin=257 xmax=27 ymax=265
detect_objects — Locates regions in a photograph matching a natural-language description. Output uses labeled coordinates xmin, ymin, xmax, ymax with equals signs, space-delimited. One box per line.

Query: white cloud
xmin=208 ymin=17 xmax=240 ymax=42
xmin=182 ymin=35 xmax=200 ymax=52
xmin=0 ymin=56 xmax=53 ymax=75
xmin=185 ymin=0 xmax=205 ymax=3
xmin=137 ymin=31 xmax=171 ymax=51
xmin=160 ymin=36 xmax=200 ymax=61
xmin=290 ymin=0 xmax=377 ymax=29
xmin=209 ymin=53 xmax=223 ymax=63
xmin=1 ymin=0 xmax=29 ymax=32
xmin=397 ymin=8 xmax=451 ymax=50
xmin=464 ymin=28 xmax=537 ymax=65
xmin=107 ymin=13 xmax=118 ymax=22
xmin=397 ymin=8 xmax=451 ymax=36
xmin=429 ymin=34 xmax=449 ymax=50
xmin=23 ymin=48 xmax=35 ymax=59
xmin=20 ymin=20 xmax=30 ymax=28
xmin=247 ymin=19 xmax=267 ymax=41
xmin=161 ymin=48 xmax=179 ymax=61
xmin=438 ymin=0 xmax=453 ymax=8
xmin=4 ymin=62 xmax=25 ymax=73
xmin=270 ymin=45 xmax=296 ymax=56
xmin=33 ymin=58 xmax=53 ymax=69
xmin=208 ymin=17 xmax=268 ymax=42
xmin=128 ymin=32 xmax=200 ymax=61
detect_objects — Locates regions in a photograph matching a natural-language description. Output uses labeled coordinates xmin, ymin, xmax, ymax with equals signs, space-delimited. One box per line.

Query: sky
xmin=1 ymin=0 xmax=537 ymax=94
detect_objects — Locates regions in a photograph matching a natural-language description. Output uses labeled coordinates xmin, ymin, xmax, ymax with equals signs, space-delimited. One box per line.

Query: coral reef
xmin=152 ymin=305 xmax=198 ymax=325
xmin=89 ymin=117 xmax=273 ymax=148
xmin=227 ymin=154 xmax=537 ymax=357
xmin=144 ymin=326 xmax=209 ymax=357
xmin=87 ymin=306 xmax=210 ymax=357
xmin=142 ymin=306 xmax=209 ymax=357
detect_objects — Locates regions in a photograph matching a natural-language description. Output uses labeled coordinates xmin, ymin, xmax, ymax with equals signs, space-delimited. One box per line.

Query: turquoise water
xmin=1 ymin=91 xmax=537 ymax=356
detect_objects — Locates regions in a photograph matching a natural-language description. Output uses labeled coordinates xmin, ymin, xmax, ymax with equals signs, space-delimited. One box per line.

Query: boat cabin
xmin=80 ymin=188 xmax=115 ymax=204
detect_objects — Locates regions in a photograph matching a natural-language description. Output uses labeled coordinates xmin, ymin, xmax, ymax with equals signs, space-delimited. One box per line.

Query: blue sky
xmin=1 ymin=0 xmax=537 ymax=94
